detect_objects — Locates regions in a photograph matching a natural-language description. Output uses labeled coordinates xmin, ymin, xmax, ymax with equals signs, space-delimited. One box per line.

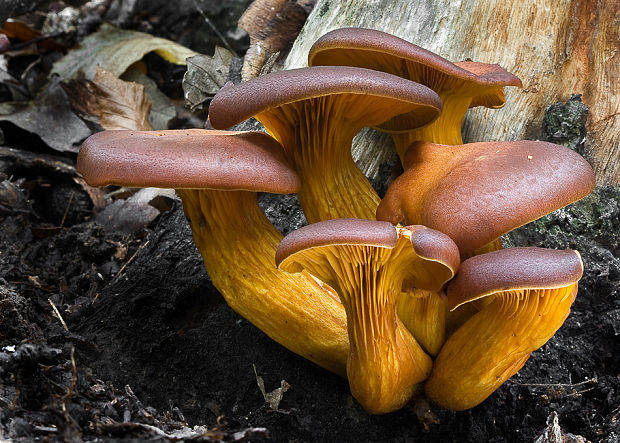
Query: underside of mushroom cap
xmin=276 ymin=220 xmax=460 ymax=287
xmin=447 ymin=247 xmax=584 ymax=311
xmin=208 ymin=66 xmax=442 ymax=132
xmin=77 ymin=129 xmax=300 ymax=194
xmin=376 ymin=140 xmax=596 ymax=257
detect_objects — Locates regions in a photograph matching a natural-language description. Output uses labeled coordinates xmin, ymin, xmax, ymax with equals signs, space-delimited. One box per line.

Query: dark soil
xmin=0 ymin=2 xmax=619 ymax=442
xmin=1 ymin=146 xmax=619 ymax=442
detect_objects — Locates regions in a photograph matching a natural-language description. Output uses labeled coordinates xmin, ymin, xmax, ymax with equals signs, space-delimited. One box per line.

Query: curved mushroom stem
xmin=425 ymin=284 xmax=578 ymax=410
xmin=308 ymin=242 xmax=432 ymax=414
xmin=397 ymin=289 xmax=446 ymax=356
xmin=177 ymin=189 xmax=349 ymax=375
xmin=257 ymin=94 xmax=415 ymax=223
xmin=391 ymin=93 xmax=472 ymax=160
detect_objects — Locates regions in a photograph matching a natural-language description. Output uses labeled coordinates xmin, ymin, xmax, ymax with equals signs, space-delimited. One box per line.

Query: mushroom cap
xmin=376 ymin=140 xmax=596 ymax=256
xmin=77 ymin=129 xmax=300 ymax=194
xmin=308 ymin=27 xmax=522 ymax=109
xmin=276 ymin=219 xmax=460 ymax=289
xmin=208 ymin=66 xmax=442 ymax=132
xmin=447 ymin=247 xmax=584 ymax=311
xmin=275 ymin=219 xmax=398 ymax=269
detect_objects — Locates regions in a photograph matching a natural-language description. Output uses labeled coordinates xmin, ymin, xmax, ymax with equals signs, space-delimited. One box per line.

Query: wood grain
xmin=285 ymin=0 xmax=619 ymax=184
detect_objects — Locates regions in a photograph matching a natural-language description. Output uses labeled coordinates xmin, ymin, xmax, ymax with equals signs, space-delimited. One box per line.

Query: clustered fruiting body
xmin=77 ymin=28 xmax=595 ymax=415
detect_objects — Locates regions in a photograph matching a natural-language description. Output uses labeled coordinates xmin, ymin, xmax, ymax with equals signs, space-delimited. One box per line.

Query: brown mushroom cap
xmin=275 ymin=219 xmax=398 ymax=268
xmin=208 ymin=66 xmax=442 ymax=132
xmin=447 ymin=247 xmax=584 ymax=311
xmin=376 ymin=140 xmax=596 ymax=257
xmin=308 ymin=27 xmax=522 ymax=132
xmin=276 ymin=219 xmax=460 ymax=287
xmin=77 ymin=129 xmax=300 ymax=194
xmin=309 ymin=28 xmax=521 ymax=89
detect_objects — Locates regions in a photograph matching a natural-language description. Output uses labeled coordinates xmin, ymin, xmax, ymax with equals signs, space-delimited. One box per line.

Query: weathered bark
xmin=285 ymin=0 xmax=620 ymax=185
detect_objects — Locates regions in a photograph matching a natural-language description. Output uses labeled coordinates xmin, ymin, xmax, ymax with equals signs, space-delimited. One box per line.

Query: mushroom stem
xmin=177 ymin=188 xmax=348 ymax=375
xmin=296 ymin=240 xmax=432 ymax=414
xmin=257 ymin=95 xmax=396 ymax=222
xmin=391 ymin=94 xmax=472 ymax=160
xmin=397 ymin=289 xmax=446 ymax=356
xmin=425 ymin=284 xmax=577 ymax=410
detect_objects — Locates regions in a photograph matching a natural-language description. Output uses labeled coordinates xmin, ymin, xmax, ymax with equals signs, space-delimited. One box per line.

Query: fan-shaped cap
xmin=377 ymin=140 xmax=596 ymax=256
xmin=308 ymin=27 xmax=522 ymax=109
xmin=77 ymin=129 xmax=300 ymax=194
xmin=447 ymin=247 xmax=583 ymax=311
xmin=276 ymin=219 xmax=398 ymax=268
xmin=276 ymin=219 xmax=459 ymax=288
xmin=208 ymin=66 xmax=442 ymax=132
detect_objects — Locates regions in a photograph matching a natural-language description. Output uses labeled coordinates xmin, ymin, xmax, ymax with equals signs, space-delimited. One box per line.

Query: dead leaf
xmin=94 ymin=188 xmax=176 ymax=234
xmin=1 ymin=19 xmax=64 ymax=51
xmin=238 ymin=0 xmax=316 ymax=80
xmin=121 ymin=67 xmax=176 ymax=130
xmin=182 ymin=47 xmax=232 ymax=110
xmin=64 ymin=68 xmax=152 ymax=131
xmin=253 ymin=365 xmax=290 ymax=410
xmin=73 ymin=176 xmax=106 ymax=210
xmin=51 ymin=22 xmax=198 ymax=80
xmin=0 ymin=78 xmax=91 ymax=152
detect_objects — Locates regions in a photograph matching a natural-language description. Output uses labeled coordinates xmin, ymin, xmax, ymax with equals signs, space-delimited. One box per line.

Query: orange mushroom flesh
xmin=396 ymin=288 xmax=446 ymax=356
xmin=78 ymin=129 xmax=349 ymax=375
xmin=276 ymin=219 xmax=459 ymax=414
xmin=425 ymin=247 xmax=583 ymax=411
xmin=308 ymin=27 xmax=522 ymax=161
xmin=208 ymin=66 xmax=441 ymax=223
xmin=377 ymin=140 xmax=596 ymax=260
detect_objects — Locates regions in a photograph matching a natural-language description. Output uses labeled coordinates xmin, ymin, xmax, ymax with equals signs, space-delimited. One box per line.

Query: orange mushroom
xmin=376 ymin=139 xmax=594 ymax=353
xmin=425 ymin=247 xmax=584 ymax=410
xmin=78 ymin=129 xmax=349 ymax=375
xmin=276 ymin=219 xmax=459 ymax=413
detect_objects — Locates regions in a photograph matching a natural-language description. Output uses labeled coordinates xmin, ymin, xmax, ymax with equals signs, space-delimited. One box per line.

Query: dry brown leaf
xmin=238 ymin=0 xmax=316 ymax=80
xmin=65 ymin=68 xmax=152 ymax=131
xmin=51 ymin=23 xmax=197 ymax=81
xmin=182 ymin=47 xmax=232 ymax=110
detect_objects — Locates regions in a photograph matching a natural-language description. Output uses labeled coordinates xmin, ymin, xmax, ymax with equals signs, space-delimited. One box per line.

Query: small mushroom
xmin=377 ymin=140 xmax=596 ymax=259
xmin=78 ymin=129 xmax=349 ymax=375
xmin=276 ymin=219 xmax=459 ymax=413
xmin=208 ymin=66 xmax=441 ymax=223
xmin=308 ymin=27 xmax=522 ymax=160
xmin=425 ymin=247 xmax=584 ymax=411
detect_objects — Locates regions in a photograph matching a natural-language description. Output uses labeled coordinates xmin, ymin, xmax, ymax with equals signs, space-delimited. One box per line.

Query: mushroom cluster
xmin=77 ymin=28 xmax=595 ymax=415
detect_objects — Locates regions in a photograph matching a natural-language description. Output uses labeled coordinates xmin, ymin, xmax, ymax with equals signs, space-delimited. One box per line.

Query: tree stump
xmin=284 ymin=0 xmax=619 ymax=185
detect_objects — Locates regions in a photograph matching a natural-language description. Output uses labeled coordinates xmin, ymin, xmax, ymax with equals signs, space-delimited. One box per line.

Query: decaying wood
xmin=285 ymin=0 xmax=620 ymax=185
xmin=239 ymin=0 xmax=316 ymax=81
